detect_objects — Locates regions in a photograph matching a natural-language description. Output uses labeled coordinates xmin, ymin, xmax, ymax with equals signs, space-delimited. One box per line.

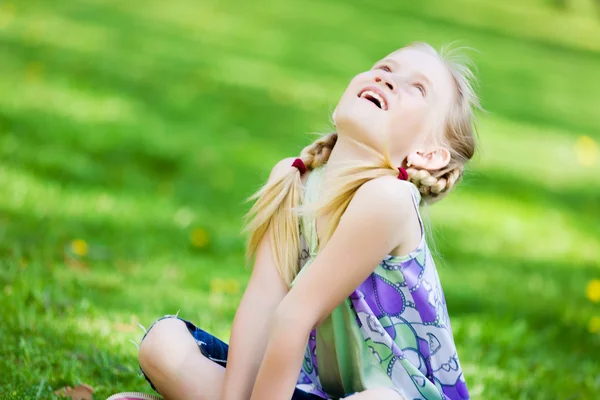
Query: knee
xmin=138 ymin=317 xmax=191 ymax=374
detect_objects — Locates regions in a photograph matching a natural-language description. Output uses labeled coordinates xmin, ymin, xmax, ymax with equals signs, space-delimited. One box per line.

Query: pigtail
xmin=242 ymin=133 xmax=338 ymax=285
xmin=297 ymin=135 xmax=400 ymax=248
xmin=406 ymin=166 xmax=463 ymax=204
xmin=242 ymin=167 xmax=304 ymax=285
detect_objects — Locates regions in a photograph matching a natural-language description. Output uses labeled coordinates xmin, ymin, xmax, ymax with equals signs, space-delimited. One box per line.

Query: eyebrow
xmin=377 ymin=58 xmax=399 ymax=69
xmin=414 ymin=72 xmax=432 ymax=89
xmin=377 ymin=58 xmax=433 ymax=91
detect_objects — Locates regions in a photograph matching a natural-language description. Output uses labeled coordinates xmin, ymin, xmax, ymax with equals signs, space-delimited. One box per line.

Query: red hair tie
xmin=292 ymin=158 xmax=307 ymax=175
xmin=397 ymin=167 xmax=408 ymax=181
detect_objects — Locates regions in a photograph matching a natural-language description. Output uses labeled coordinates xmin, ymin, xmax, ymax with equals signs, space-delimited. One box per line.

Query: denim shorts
xmin=139 ymin=315 xmax=323 ymax=400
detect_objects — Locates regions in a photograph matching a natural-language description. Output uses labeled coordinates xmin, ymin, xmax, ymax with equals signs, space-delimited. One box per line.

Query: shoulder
xmin=267 ymin=157 xmax=299 ymax=182
xmin=343 ymin=176 xmax=416 ymax=229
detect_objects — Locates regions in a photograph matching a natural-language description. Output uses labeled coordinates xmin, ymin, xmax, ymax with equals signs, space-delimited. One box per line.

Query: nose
xmin=375 ymin=74 xmax=395 ymax=92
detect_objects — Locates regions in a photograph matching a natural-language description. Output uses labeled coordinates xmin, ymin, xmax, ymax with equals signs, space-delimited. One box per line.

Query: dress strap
xmin=399 ymin=181 xmax=424 ymax=241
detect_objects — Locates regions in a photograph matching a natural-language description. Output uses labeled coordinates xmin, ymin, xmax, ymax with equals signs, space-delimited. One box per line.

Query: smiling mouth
xmin=357 ymin=89 xmax=388 ymax=110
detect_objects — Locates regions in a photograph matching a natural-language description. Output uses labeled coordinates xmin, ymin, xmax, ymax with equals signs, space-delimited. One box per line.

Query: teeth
xmin=360 ymin=90 xmax=386 ymax=109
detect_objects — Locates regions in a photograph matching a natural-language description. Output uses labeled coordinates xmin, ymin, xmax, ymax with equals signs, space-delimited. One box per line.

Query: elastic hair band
xmin=397 ymin=167 xmax=408 ymax=181
xmin=292 ymin=158 xmax=307 ymax=175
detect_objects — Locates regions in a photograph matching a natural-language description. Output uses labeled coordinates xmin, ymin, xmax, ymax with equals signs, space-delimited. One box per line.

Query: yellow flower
xmin=575 ymin=136 xmax=598 ymax=167
xmin=71 ymin=239 xmax=89 ymax=256
xmin=210 ymin=277 xmax=225 ymax=294
xmin=190 ymin=228 xmax=209 ymax=248
xmin=223 ymin=279 xmax=240 ymax=295
xmin=210 ymin=278 xmax=240 ymax=295
xmin=586 ymin=279 xmax=600 ymax=303
xmin=588 ymin=316 xmax=600 ymax=334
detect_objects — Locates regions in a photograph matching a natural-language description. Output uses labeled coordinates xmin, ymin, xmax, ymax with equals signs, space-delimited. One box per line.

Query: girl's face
xmin=334 ymin=48 xmax=456 ymax=160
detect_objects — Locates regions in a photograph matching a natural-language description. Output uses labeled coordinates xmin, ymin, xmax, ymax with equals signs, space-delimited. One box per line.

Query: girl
xmin=112 ymin=41 xmax=479 ymax=400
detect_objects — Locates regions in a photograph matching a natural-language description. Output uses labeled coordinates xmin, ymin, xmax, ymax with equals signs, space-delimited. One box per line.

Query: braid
xmin=242 ymin=132 xmax=338 ymax=285
xmin=299 ymin=132 xmax=338 ymax=170
xmin=407 ymin=166 xmax=463 ymax=202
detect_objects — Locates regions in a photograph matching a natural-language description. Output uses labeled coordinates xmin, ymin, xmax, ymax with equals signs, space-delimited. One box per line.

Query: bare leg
xmin=138 ymin=318 xmax=224 ymax=400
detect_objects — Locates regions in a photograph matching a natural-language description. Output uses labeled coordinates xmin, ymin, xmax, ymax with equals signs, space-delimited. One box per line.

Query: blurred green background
xmin=1 ymin=0 xmax=599 ymax=398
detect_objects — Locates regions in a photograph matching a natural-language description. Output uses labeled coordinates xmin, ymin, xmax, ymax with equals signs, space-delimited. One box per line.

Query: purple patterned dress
xmin=293 ymin=165 xmax=469 ymax=400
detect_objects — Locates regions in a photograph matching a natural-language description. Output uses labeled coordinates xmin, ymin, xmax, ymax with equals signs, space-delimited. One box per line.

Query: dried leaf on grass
xmin=54 ymin=383 xmax=94 ymax=400
xmin=115 ymin=322 xmax=137 ymax=333
xmin=64 ymin=253 xmax=89 ymax=271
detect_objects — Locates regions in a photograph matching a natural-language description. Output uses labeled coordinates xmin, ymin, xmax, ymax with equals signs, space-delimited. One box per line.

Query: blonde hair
xmin=404 ymin=42 xmax=480 ymax=201
xmin=242 ymin=42 xmax=480 ymax=285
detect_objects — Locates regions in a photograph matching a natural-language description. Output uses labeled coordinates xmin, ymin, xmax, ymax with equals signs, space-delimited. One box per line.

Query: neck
xmin=324 ymin=132 xmax=405 ymax=179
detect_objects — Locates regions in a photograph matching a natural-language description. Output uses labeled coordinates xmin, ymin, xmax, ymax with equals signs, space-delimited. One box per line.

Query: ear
xmin=407 ymin=147 xmax=451 ymax=170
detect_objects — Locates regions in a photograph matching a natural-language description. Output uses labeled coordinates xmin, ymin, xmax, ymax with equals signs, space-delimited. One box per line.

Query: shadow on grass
xmin=3 ymin=0 xmax=600 ymax=147
xmin=463 ymin=169 xmax=600 ymax=230
xmin=0 ymin=32 xmax=308 ymax=210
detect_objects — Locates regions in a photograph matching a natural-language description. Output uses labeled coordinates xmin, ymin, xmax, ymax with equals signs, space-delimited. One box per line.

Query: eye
xmin=377 ymin=65 xmax=392 ymax=73
xmin=414 ymin=83 xmax=426 ymax=97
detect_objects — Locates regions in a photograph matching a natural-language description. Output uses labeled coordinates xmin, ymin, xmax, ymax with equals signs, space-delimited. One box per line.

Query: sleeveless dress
xmin=293 ymin=165 xmax=470 ymax=400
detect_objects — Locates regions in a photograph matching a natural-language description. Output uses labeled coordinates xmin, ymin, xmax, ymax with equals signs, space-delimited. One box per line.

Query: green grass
xmin=1 ymin=0 xmax=600 ymax=398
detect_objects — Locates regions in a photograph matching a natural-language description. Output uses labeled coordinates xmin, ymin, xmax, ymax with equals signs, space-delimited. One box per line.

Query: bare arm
xmin=250 ymin=176 xmax=415 ymax=400
xmin=221 ymin=158 xmax=298 ymax=400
